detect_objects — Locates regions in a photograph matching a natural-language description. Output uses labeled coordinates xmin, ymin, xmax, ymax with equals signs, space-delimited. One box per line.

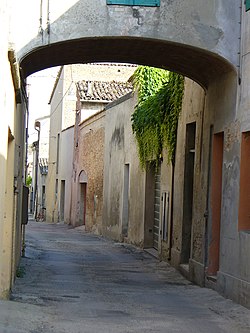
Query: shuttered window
xmin=107 ymin=0 xmax=160 ymax=6
xmin=246 ymin=0 xmax=250 ymax=11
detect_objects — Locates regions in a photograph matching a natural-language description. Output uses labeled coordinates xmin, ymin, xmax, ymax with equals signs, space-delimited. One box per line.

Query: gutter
xmin=8 ymin=49 xmax=21 ymax=103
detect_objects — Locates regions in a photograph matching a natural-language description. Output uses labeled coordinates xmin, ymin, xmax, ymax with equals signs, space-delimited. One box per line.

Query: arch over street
xmin=17 ymin=0 xmax=240 ymax=88
xmin=20 ymin=37 xmax=234 ymax=89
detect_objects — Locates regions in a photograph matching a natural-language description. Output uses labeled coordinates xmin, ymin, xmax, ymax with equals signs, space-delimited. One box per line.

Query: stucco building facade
xmin=95 ymin=73 xmax=250 ymax=308
xmin=46 ymin=64 xmax=135 ymax=225
xmin=102 ymin=93 xmax=146 ymax=245
xmin=46 ymin=66 xmax=75 ymax=223
xmin=29 ymin=116 xmax=50 ymax=219
xmin=70 ymin=74 xmax=134 ymax=230
xmin=0 ymin=0 xmax=28 ymax=299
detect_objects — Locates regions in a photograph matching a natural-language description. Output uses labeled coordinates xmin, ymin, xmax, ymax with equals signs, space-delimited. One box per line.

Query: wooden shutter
xmin=246 ymin=0 xmax=250 ymax=11
xmin=107 ymin=0 xmax=160 ymax=6
xmin=134 ymin=0 xmax=160 ymax=6
xmin=107 ymin=0 xmax=134 ymax=5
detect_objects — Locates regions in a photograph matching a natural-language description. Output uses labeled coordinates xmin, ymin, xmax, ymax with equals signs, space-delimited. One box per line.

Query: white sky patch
xmin=27 ymin=66 xmax=59 ymax=144
xmin=12 ymin=0 xmax=79 ymax=51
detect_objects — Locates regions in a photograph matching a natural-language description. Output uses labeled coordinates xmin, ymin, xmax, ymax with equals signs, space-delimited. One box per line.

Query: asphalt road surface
xmin=0 ymin=220 xmax=249 ymax=333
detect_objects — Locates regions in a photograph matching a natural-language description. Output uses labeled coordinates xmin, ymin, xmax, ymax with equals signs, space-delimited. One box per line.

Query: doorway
xmin=153 ymin=166 xmax=161 ymax=250
xmin=122 ymin=164 xmax=130 ymax=237
xmin=79 ymin=183 xmax=86 ymax=226
xmin=60 ymin=180 xmax=65 ymax=222
xmin=181 ymin=122 xmax=196 ymax=264
xmin=79 ymin=170 xmax=88 ymax=226
xmin=207 ymin=132 xmax=224 ymax=276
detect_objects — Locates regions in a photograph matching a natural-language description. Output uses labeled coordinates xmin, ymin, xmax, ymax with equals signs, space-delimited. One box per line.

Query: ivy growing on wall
xmin=131 ymin=66 xmax=184 ymax=168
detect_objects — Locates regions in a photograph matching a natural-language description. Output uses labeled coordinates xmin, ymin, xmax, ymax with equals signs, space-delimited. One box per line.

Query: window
xmin=56 ymin=133 xmax=60 ymax=174
xmin=55 ymin=179 xmax=58 ymax=203
xmin=107 ymin=0 xmax=160 ymax=6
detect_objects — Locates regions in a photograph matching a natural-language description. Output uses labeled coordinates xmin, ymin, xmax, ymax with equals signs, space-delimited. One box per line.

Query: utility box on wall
xmin=107 ymin=0 xmax=160 ymax=6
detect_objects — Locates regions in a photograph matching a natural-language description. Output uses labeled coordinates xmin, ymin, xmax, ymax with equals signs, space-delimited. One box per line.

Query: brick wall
xmin=73 ymin=110 xmax=105 ymax=232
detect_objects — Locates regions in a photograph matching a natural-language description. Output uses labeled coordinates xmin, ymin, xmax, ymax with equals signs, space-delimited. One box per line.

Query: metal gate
xmin=153 ymin=167 xmax=161 ymax=250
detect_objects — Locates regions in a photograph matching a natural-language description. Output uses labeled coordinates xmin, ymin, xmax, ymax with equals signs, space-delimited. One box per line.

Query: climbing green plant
xmin=26 ymin=175 xmax=32 ymax=187
xmin=131 ymin=66 xmax=184 ymax=168
xmin=131 ymin=66 xmax=169 ymax=102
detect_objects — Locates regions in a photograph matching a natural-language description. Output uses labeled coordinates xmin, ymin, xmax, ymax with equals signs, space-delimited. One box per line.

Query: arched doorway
xmin=78 ymin=170 xmax=88 ymax=226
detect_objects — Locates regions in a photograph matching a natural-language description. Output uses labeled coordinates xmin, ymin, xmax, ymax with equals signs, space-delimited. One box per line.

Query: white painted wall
xmin=103 ymin=93 xmax=146 ymax=245
xmin=59 ymin=126 xmax=74 ymax=224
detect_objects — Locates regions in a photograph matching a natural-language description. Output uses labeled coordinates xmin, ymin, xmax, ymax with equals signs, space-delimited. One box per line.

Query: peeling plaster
xmin=193 ymin=23 xmax=223 ymax=49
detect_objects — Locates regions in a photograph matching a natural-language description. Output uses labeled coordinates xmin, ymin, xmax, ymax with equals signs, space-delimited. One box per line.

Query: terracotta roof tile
xmin=77 ymin=80 xmax=133 ymax=102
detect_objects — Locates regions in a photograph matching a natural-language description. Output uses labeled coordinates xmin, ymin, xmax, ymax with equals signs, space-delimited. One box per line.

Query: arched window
xmin=79 ymin=170 xmax=87 ymax=183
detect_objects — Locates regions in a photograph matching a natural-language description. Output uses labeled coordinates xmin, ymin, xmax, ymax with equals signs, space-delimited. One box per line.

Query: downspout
xmin=39 ymin=0 xmax=43 ymax=35
xmin=204 ymin=125 xmax=213 ymax=272
xmin=34 ymin=122 xmax=41 ymax=219
xmin=47 ymin=0 xmax=50 ymax=43
xmin=168 ymin=160 xmax=175 ymax=261
xmin=8 ymin=48 xmax=21 ymax=285
xmin=8 ymin=49 xmax=21 ymax=103
xmin=198 ymin=92 xmax=209 ymax=285
xmin=238 ymin=0 xmax=243 ymax=85
xmin=22 ymin=84 xmax=29 ymax=258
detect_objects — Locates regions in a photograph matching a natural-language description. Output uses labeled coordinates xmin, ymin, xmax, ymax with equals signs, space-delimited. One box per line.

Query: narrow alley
xmin=0 ymin=220 xmax=249 ymax=333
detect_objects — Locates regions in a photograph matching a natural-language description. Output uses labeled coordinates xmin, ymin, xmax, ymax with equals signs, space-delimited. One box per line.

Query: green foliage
xmin=131 ymin=66 xmax=184 ymax=168
xmin=26 ymin=175 xmax=32 ymax=187
xmin=131 ymin=66 xmax=169 ymax=102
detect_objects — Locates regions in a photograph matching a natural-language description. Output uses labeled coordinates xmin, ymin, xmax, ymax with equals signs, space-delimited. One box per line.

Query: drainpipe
xmin=203 ymin=125 xmax=214 ymax=273
xmin=47 ymin=0 xmax=50 ymax=42
xmin=39 ymin=0 xmax=43 ymax=34
xmin=168 ymin=160 xmax=175 ymax=261
xmin=22 ymin=85 xmax=29 ymax=257
xmin=238 ymin=0 xmax=243 ymax=85
xmin=34 ymin=121 xmax=41 ymax=219
xmin=8 ymin=49 xmax=21 ymax=103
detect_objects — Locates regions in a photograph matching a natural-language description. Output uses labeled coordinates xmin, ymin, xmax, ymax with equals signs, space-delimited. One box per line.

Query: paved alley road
xmin=0 ymin=221 xmax=249 ymax=333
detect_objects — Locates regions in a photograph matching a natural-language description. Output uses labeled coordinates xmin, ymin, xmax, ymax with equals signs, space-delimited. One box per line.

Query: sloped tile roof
xmin=77 ymin=80 xmax=133 ymax=102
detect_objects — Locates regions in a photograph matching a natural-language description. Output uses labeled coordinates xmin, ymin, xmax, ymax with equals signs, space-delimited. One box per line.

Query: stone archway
xmin=17 ymin=1 xmax=238 ymax=89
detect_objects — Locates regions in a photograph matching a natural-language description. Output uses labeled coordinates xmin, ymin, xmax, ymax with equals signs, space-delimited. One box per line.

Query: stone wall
xmin=71 ymin=110 xmax=105 ymax=232
xmin=0 ymin=0 xmax=27 ymax=299
xmin=18 ymin=0 xmax=239 ymax=90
